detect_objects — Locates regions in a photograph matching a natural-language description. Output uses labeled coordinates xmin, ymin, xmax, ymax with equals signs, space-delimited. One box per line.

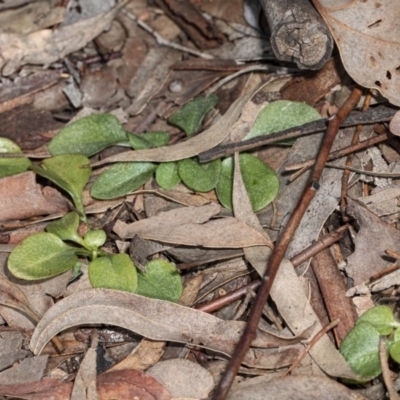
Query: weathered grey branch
xmin=259 ymin=0 xmax=333 ymax=69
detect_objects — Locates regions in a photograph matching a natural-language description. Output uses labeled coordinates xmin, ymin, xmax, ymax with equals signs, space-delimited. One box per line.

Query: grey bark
xmin=259 ymin=0 xmax=333 ymax=70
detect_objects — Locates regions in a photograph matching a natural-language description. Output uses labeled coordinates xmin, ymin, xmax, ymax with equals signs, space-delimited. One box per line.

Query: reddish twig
xmin=211 ymin=87 xmax=362 ymax=399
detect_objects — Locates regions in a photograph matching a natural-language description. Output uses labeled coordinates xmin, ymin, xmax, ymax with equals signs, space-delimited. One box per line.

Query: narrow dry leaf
xmin=92 ymin=91 xmax=254 ymax=166
xmin=136 ymin=217 xmax=272 ymax=248
xmin=0 ymin=1 xmax=128 ymax=75
xmin=0 ymin=272 xmax=40 ymax=323
xmin=30 ymin=289 xmax=304 ymax=368
xmin=0 ymin=379 xmax=72 ymax=399
xmin=71 ymin=333 xmax=98 ymax=400
xmin=114 ymin=202 xmax=221 ymax=238
xmin=312 ymin=0 xmax=400 ymax=106
xmin=0 ymin=171 xmax=69 ymax=222
xmin=389 ymin=110 xmax=400 ymax=136
xmin=231 ymin=154 xmax=359 ymax=379
xmin=114 ymin=202 xmax=270 ymax=248
xmin=147 ymin=359 xmax=214 ymax=399
xmin=346 ymin=197 xmax=400 ymax=285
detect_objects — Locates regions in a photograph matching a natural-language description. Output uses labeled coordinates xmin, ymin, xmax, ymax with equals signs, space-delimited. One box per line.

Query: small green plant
xmin=3 ymin=95 xmax=321 ymax=303
xmin=8 ymin=211 xmax=182 ymax=302
xmin=340 ymin=305 xmax=400 ymax=378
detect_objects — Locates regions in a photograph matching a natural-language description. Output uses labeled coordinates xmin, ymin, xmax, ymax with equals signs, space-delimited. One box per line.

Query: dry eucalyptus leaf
xmin=92 ymin=91 xmax=254 ymax=166
xmin=312 ymin=0 xmax=400 ymax=106
xmin=346 ymin=197 xmax=400 ymax=285
xmin=0 ymin=1 xmax=128 ymax=75
xmin=148 ymin=359 xmax=214 ymax=399
xmin=30 ymin=289 xmax=303 ymax=368
xmin=0 ymin=355 xmax=48 ymax=385
xmin=228 ymin=375 xmax=367 ymax=400
xmin=231 ymin=155 xmax=359 ymax=379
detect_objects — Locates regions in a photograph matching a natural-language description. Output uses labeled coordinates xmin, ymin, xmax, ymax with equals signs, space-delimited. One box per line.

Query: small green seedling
xmin=340 ymin=305 xmax=400 ymax=378
xmin=8 ymin=211 xmax=182 ymax=302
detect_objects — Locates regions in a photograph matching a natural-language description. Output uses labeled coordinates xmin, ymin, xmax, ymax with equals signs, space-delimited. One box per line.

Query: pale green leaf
xmin=245 ymin=100 xmax=321 ymax=144
xmin=83 ymin=230 xmax=107 ymax=250
xmin=136 ymin=259 xmax=182 ymax=302
xmin=32 ymin=154 xmax=91 ymax=219
xmin=155 ymin=162 xmax=181 ymax=190
xmin=0 ymin=137 xmax=31 ymax=178
xmin=357 ymin=305 xmax=395 ymax=335
xmin=178 ymin=158 xmax=221 ymax=192
xmin=216 ymin=154 xmax=279 ymax=211
xmin=90 ymin=162 xmax=157 ymax=200
xmin=8 ymin=233 xmax=78 ymax=280
xmin=46 ymin=211 xmax=84 ymax=246
xmin=49 ymin=113 xmax=128 ymax=156
xmin=168 ymin=94 xmax=218 ymax=136
xmin=89 ymin=253 xmax=137 ymax=292
xmin=389 ymin=339 xmax=400 ymax=364
xmin=340 ymin=322 xmax=381 ymax=378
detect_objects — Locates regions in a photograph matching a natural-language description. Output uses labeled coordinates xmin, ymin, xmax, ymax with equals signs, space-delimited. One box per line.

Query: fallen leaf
xmin=92 ymin=90 xmax=254 ymax=166
xmin=97 ymin=369 xmax=171 ymax=400
xmin=228 ymin=375 xmax=367 ymax=400
xmin=0 ymin=171 xmax=69 ymax=222
xmin=0 ymin=332 xmax=29 ymax=372
xmin=114 ymin=202 xmax=270 ymax=248
xmin=147 ymin=359 xmax=214 ymax=399
xmin=71 ymin=333 xmax=98 ymax=400
xmin=389 ymin=110 xmax=400 ymax=136
xmin=30 ymin=289 xmax=303 ymax=368
xmin=0 ymin=2 xmax=128 ymax=76
xmin=346 ymin=197 xmax=400 ymax=285
xmin=312 ymin=0 xmax=400 ymax=106
xmin=0 ymin=355 xmax=48 ymax=385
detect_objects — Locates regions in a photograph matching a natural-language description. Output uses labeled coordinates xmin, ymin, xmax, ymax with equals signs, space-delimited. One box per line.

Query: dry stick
xmin=211 ymin=87 xmax=363 ymax=400
xmin=285 ymin=129 xmax=390 ymax=175
xmin=198 ymin=106 xmax=396 ymax=163
xmin=340 ymin=92 xmax=372 ymax=220
xmin=196 ymin=226 xmax=347 ymax=313
xmin=379 ymin=337 xmax=400 ymax=400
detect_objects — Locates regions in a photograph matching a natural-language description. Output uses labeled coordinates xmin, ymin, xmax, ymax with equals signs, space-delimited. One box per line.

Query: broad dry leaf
xmin=30 ymin=289 xmax=303 ymax=368
xmin=0 ymin=172 xmax=68 ymax=222
xmin=231 ymin=154 xmax=359 ymax=379
xmin=147 ymin=359 xmax=214 ymax=399
xmin=92 ymin=91 xmax=254 ymax=166
xmin=228 ymin=375 xmax=367 ymax=400
xmin=0 ymin=1 xmax=128 ymax=75
xmin=114 ymin=202 xmax=270 ymax=247
xmin=0 ymin=332 xmax=30 ymax=372
xmin=0 ymin=355 xmax=48 ymax=385
xmin=312 ymin=0 xmax=400 ymax=106
xmin=346 ymin=197 xmax=400 ymax=285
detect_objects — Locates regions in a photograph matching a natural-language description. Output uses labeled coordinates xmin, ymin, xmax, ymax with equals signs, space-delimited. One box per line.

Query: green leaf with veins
xmin=245 ymin=100 xmax=322 ymax=145
xmin=156 ymin=162 xmax=181 ymax=190
xmin=31 ymin=154 xmax=91 ymax=220
xmin=90 ymin=162 xmax=157 ymax=200
xmin=49 ymin=113 xmax=128 ymax=156
xmin=136 ymin=259 xmax=182 ymax=302
xmin=356 ymin=305 xmax=397 ymax=335
xmin=127 ymin=132 xmax=170 ymax=150
xmin=8 ymin=233 xmax=79 ymax=280
xmin=89 ymin=253 xmax=137 ymax=292
xmin=216 ymin=154 xmax=279 ymax=211
xmin=46 ymin=211 xmax=85 ymax=246
xmin=168 ymin=94 xmax=218 ymax=136
xmin=178 ymin=158 xmax=221 ymax=192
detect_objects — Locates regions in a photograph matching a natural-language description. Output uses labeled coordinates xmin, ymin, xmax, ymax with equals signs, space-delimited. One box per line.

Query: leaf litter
xmin=0 ymin=0 xmax=400 ymax=398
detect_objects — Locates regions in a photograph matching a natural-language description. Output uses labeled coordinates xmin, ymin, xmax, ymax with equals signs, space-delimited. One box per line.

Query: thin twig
xmin=121 ymin=9 xmax=214 ymax=59
xmin=325 ymin=163 xmax=400 ymax=178
xmin=211 ymin=87 xmax=362 ymax=400
xmin=281 ymin=318 xmax=340 ymax=377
